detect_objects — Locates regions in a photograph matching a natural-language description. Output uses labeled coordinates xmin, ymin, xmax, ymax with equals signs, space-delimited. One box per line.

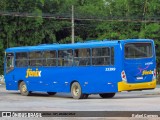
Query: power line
xmin=1 ymin=11 xmax=160 ymax=23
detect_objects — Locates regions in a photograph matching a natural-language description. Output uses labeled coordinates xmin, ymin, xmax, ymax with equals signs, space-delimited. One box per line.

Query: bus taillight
xmin=152 ymin=69 xmax=156 ymax=80
xmin=121 ymin=70 xmax=127 ymax=82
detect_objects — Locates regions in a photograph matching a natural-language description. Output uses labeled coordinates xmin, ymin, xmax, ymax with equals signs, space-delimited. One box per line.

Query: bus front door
xmin=5 ymin=52 xmax=15 ymax=90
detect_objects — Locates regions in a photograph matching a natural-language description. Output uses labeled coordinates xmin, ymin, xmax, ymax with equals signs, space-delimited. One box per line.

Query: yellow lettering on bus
xmin=26 ymin=68 xmax=41 ymax=78
xmin=142 ymin=70 xmax=153 ymax=75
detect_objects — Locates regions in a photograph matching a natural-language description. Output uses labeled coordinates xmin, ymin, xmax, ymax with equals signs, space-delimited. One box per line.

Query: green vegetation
xmin=0 ymin=0 xmax=160 ymax=82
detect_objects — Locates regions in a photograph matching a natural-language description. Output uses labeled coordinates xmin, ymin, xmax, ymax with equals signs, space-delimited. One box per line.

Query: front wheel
xmin=19 ymin=81 xmax=31 ymax=96
xmin=71 ymin=82 xmax=88 ymax=99
xmin=99 ymin=93 xmax=115 ymax=98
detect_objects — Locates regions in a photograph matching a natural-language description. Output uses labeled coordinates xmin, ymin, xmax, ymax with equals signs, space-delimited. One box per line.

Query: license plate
xmin=136 ymin=77 xmax=143 ymax=80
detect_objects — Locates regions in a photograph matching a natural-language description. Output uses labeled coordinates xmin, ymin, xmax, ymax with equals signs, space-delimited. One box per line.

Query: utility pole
xmin=71 ymin=5 xmax=74 ymax=44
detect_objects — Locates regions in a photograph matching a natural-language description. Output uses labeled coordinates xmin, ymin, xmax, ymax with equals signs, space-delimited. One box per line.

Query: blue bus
xmin=4 ymin=39 xmax=156 ymax=99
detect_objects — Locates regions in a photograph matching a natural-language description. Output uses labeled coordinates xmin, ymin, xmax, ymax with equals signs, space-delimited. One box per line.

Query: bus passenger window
xmin=43 ymin=51 xmax=56 ymax=66
xmin=92 ymin=47 xmax=111 ymax=66
xmin=74 ymin=49 xmax=91 ymax=66
xmin=6 ymin=53 xmax=14 ymax=73
xmin=111 ymin=47 xmax=114 ymax=65
xmin=15 ymin=52 xmax=28 ymax=67
xmin=29 ymin=51 xmax=43 ymax=66
xmin=58 ymin=50 xmax=73 ymax=66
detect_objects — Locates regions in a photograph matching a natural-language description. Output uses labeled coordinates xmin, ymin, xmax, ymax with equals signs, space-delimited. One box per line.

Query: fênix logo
xmin=142 ymin=70 xmax=153 ymax=75
xmin=26 ymin=68 xmax=41 ymax=78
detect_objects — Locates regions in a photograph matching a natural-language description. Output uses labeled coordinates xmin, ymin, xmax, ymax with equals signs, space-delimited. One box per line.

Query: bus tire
xmin=19 ymin=81 xmax=31 ymax=96
xmin=99 ymin=93 xmax=115 ymax=98
xmin=71 ymin=82 xmax=85 ymax=99
xmin=47 ymin=92 xmax=56 ymax=95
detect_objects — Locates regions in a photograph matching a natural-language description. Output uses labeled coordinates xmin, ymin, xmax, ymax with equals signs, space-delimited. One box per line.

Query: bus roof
xmin=5 ymin=39 xmax=153 ymax=52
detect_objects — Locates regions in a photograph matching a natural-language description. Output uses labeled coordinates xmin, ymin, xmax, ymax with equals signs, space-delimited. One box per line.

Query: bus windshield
xmin=125 ymin=43 xmax=152 ymax=59
xmin=6 ymin=53 xmax=14 ymax=73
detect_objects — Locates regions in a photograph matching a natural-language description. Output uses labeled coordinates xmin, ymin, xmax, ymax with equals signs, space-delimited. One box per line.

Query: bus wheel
xmin=99 ymin=93 xmax=115 ymax=98
xmin=47 ymin=92 xmax=56 ymax=95
xmin=71 ymin=82 xmax=85 ymax=99
xmin=19 ymin=81 xmax=30 ymax=96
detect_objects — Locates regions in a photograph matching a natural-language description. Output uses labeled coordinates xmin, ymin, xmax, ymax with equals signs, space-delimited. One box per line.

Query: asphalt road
xmin=1 ymin=85 xmax=160 ymax=120
xmin=0 ymin=84 xmax=160 ymax=111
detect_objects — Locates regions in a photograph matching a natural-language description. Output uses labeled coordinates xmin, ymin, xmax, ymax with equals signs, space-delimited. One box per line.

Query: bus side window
xmin=58 ymin=50 xmax=63 ymax=66
xmin=74 ymin=49 xmax=91 ymax=66
xmin=92 ymin=47 xmax=111 ymax=66
xmin=43 ymin=51 xmax=56 ymax=66
xmin=15 ymin=52 xmax=28 ymax=67
xmin=58 ymin=50 xmax=73 ymax=66
xmin=6 ymin=53 xmax=14 ymax=73
xmin=29 ymin=51 xmax=43 ymax=67
xmin=111 ymin=47 xmax=114 ymax=65
xmin=73 ymin=50 xmax=79 ymax=66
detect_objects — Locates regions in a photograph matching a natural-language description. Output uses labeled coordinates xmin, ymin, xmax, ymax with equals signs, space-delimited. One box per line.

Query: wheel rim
xmin=21 ymin=84 xmax=27 ymax=93
xmin=73 ymin=85 xmax=79 ymax=96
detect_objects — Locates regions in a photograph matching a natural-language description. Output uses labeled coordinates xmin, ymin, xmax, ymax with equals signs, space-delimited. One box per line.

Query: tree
xmin=0 ymin=0 xmax=160 ymax=78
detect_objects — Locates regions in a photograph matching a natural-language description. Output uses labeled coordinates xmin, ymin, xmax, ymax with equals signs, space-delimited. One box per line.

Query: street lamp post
xmin=71 ymin=5 xmax=74 ymax=44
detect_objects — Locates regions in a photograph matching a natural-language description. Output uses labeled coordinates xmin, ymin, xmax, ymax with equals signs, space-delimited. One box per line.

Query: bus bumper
xmin=118 ymin=79 xmax=156 ymax=92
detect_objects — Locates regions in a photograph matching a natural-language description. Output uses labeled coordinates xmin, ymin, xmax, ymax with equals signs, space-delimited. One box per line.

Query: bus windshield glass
xmin=125 ymin=43 xmax=152 ymax=59
xmin=6 ymin=53 xmax=14 ymax=73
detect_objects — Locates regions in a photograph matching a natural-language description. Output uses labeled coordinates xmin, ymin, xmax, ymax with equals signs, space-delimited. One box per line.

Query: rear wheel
xmin=19 ymin=81 xmax=31 ymax=96
xmin=47 ymin=92 xmax=56 ymax=95
xmin=99 ymin=93 xmax=115 ymax=98
xmin=71 ymin=82 xmax=87 ymax=99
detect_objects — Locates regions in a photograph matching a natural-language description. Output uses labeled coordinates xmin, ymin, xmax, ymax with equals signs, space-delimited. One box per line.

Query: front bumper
xmin=118 ymin=79 xmax=156 ymax=92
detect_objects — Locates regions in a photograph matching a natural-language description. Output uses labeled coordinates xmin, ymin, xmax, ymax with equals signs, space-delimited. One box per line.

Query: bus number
xmin=105 ymin=68 xmax=116 ymax=71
